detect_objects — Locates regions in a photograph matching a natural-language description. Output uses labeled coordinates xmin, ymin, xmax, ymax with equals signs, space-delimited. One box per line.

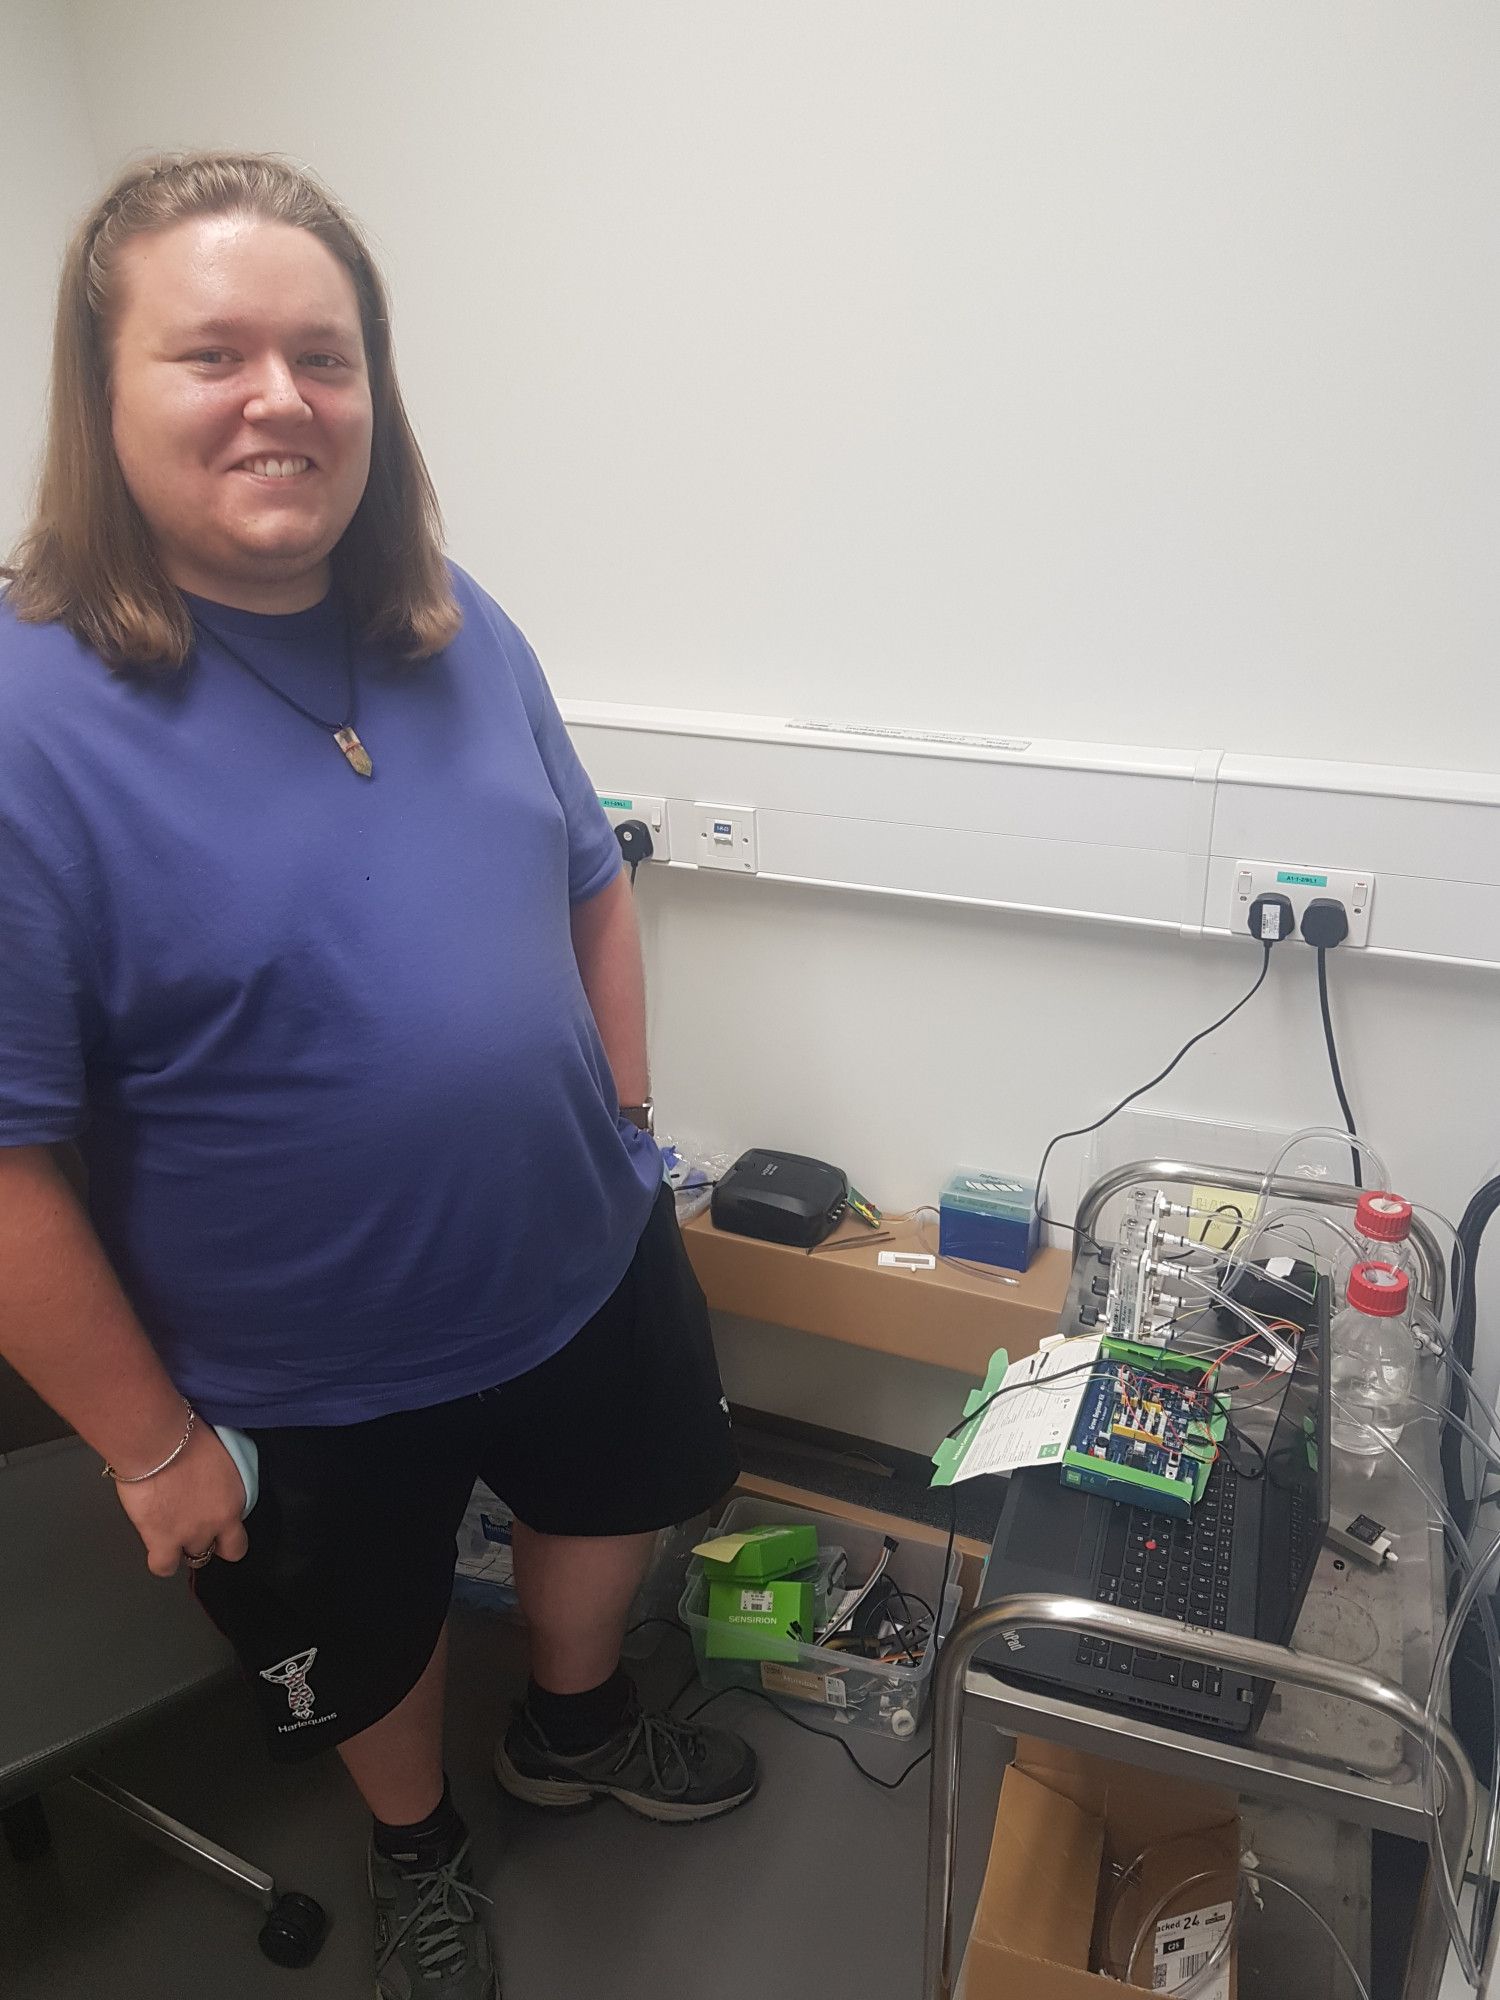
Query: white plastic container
xmin=452 ymin=1482 xmax=517 ymax=1610
xmin=450 ymin=1483 xmax=714 ymax=1650
xmin=679 ymin=1495 xmax=962 ymax=1740
xmin=1330 ymin=1260 xmax=1416 ymax=1456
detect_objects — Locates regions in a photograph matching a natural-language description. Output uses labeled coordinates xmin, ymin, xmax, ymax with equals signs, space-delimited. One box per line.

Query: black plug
xmin=1301 ymin=896 xmax=1350 ymax=949
xmin=613 ymin=819 xmax=654 ymax=877
xmin=1247 ymin=890 xmax=1296 ymax=944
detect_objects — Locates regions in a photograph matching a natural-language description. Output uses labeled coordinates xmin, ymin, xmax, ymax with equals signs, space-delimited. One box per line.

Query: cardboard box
xmin=733 ymin=1474 xmax=990 ymax=1605
xmin=681 ymin=1208 xmax=1071 ymax=1377
xmin=962 ymin=1740 xmax=1239 ymax=1999
xmin=693 ymin=1522 xmax=820 ymax=1583
xmin=704 ymin=1578 xmax=816 ymax=1660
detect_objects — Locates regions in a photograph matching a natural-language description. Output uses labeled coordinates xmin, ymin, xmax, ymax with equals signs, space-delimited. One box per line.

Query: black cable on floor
xmin=679 ymin=1684 xmax=932 ymax=1791
xmin=636 ymin=1614 xmax=934 ymax=1791
xmin=1315 ymin=945 xmax=1361 ymax=1188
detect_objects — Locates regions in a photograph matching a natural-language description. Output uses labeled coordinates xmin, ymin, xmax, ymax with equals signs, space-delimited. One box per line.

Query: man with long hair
xmin=0 ymin=153 xmax=753 ymax=1998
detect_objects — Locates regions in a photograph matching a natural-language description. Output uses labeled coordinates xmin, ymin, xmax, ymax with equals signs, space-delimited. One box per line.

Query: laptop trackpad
xmin=995 ymin=1474 xmax=1101 ymax=1583
xmin=1027 ymin=1501 xmax=1093 ymax=1570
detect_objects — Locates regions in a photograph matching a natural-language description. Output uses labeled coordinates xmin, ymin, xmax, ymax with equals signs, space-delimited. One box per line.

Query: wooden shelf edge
xmin=734 ymin=1470 xmax=989 ymax=1610
xmin=684 ymin=1210 xmax=1071 ymax=1377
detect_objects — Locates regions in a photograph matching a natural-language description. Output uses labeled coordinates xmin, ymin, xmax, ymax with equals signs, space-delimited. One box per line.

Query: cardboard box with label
xmin=962 ymin=1740 xmax=1239 ymax=1999
xmin=704 ymin=1578 xmax=816 ymax=1660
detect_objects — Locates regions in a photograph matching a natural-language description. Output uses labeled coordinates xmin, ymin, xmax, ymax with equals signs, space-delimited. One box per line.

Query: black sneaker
xmin=369 ymin=1834 xmax=498 ymax=1999
xmin=495 ymin=1697 xmax=758 ymax=1823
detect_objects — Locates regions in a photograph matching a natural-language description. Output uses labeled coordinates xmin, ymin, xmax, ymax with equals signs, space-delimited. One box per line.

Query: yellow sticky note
xmin=1188 ymin=1184 xmax=1259 ymax=1249
xmin=691 ymin=1530 xmax=776 ymax=1564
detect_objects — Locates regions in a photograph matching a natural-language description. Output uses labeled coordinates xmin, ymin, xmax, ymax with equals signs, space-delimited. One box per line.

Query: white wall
xmin=641 ymin=864 xmax=1500 ymax=1442
xmin=26 ymin=5 xmax=1500 ymax=1425
xmin=69 ymin=1 xmax=1500 ymax=769
xmin=0 ymin=1 xmax=98 ymax=552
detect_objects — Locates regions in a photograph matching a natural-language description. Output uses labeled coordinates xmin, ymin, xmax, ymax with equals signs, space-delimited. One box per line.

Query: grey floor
xmin=2 ymin=1608 xmax=1009 ymax=2000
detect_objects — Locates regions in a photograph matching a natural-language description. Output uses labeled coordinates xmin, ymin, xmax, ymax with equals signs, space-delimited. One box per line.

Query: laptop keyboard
xmin=1076 ymin=1460 xmax=1239 ymax=1695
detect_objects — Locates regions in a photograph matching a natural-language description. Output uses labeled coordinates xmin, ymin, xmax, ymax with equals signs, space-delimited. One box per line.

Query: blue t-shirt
xmin=0 ymin=566 xmax=660 ymax=1426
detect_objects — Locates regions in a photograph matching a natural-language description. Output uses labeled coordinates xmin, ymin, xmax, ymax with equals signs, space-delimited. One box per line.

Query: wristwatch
xmin=621 ymin=1100 xmax=655 ymax=1135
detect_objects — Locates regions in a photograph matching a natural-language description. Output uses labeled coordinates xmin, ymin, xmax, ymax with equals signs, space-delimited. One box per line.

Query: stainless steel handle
xmin=925 ymin=1594 xmax=1474 ymax=2000
xmin=1074 ymin=1158 xmax=1447 ymax=1314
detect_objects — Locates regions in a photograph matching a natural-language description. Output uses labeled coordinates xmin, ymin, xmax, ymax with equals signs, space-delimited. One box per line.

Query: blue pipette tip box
xmin=938 ymin=1171 xmax=1042 ymax=1273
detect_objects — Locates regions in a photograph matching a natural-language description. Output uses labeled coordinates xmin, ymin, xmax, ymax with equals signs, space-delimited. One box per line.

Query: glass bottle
xmin=1351 ymin=1190 xmax=1414 ymax=1276
xmin=1329 ymin=1260 xmax=1415 ymax=1456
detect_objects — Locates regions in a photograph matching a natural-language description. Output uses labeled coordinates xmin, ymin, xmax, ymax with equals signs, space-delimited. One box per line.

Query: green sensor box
xmin=692 ymin=1523 xmax=819 ymax=1584
xmin=705 ymin=1579 xmax=817 ymax=1660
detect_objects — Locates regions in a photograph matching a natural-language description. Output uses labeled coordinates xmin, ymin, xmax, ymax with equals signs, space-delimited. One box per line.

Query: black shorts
xmin=192 ymin=1185 xmax=736 ymax=1761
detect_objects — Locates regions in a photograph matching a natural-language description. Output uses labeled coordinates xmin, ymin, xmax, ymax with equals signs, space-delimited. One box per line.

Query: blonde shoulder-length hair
xmin=3 ymin=151 xmax=461 ymax=671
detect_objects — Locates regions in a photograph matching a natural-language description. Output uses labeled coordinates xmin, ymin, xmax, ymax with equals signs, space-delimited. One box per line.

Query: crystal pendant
xmin=333 ymin=726 xmax=373 ymax=778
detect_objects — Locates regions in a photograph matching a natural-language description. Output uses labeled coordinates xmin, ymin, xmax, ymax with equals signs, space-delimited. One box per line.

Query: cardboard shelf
xmin=682 ymin=1209 xmax=1071 ymax=1380
xmin=735 ymin=1471 xmax=989 ymax=1580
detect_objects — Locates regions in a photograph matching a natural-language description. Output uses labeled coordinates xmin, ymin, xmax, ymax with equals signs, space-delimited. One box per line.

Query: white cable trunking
xmin=562 ymin=700 xmax=1500 ymax=974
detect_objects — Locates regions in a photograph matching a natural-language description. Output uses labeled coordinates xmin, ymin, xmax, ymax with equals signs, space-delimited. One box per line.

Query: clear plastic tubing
xmin=1232 ymin=1204 xmax=1365 ymax=1289
xmin=1426 ymin=1517 xmax=1500 ymax=1986
xmin=1379 ymin=1434 xmax=1500 ymax=1986
xmin=1257 ymin=1126 xmax=1394 ymax=1203
xmin=1123 ymin=1868 xmax=1242 ymax=1997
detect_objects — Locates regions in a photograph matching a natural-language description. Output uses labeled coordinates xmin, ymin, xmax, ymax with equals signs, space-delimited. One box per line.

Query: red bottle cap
xmin=1355 ymin=1191 xmax=1413 ymax=1242
xmin=1347 ymin=1260 xmax=1410 ymax=1317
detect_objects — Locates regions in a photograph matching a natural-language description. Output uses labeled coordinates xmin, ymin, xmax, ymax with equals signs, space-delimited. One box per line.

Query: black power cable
xmin=681 ymin=1683 xmax=932 ymax=1790
xmin=1444 ymin=1176 xmax=1500 ymax=1547
xmin=1034 ymin=942 xmax=1274 ymax=1235
xmin=636 ymin=1621 xmax=936 ymax=1792
xmin=1301 ymin=898 xmax=1361 ymax=1189
xmin=1314 ymin=949 xmax=1361 ymax=1188
xmin=1442 ymin=1173 xmax=1500 ymax=1882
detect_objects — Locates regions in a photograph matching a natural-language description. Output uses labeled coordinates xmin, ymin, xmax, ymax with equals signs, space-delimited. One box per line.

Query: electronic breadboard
xmin=1059 ymin=1336 xmax=1226 ymax=1519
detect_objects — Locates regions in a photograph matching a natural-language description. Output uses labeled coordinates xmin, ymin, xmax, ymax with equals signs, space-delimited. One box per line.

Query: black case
xmin=710 ymin=1149 xmax=849 ymax=1249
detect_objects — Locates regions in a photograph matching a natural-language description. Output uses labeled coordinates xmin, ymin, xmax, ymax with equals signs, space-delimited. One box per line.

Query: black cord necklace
xmin=196 ymin=617 xmax=373 ymax=778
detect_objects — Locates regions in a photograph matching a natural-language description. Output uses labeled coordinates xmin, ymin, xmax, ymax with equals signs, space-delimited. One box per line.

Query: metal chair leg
xmin=71 ymin=1769 xmax=328 ymax=1968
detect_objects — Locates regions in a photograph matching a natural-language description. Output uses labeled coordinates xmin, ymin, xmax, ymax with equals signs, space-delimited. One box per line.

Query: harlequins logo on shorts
xmin=260 ymin=1647 xmax=327 ymax=1729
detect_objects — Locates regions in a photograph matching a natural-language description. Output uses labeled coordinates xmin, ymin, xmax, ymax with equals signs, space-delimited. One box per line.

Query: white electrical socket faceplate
xmin=596 ymin=792 xmax=671 ymax=862
xmin=1229 ymin=860 xmax=1374 ymax=947
xmin=696 ymin=804 xmax=758 ymax=873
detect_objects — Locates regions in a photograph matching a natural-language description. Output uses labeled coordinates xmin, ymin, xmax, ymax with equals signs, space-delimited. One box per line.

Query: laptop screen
xmin=1254 ymin=1301 xmax=1331 ymax=1643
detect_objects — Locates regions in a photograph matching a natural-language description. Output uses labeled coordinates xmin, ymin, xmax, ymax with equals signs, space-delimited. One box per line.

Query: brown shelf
xmin=682 ymin=1209 xmax=1072 ymax=1380
xmin=733 ymin=1472 xmax=988 ymax=1606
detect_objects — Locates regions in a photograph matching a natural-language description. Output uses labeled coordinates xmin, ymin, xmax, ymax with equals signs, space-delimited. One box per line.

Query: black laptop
xmin=975 ymin=1288 xmax=1330 ymax=1734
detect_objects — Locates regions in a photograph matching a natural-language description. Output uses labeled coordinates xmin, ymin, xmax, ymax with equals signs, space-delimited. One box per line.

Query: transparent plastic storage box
xmin=679 ymin=1496 xmax=962 ymax=1740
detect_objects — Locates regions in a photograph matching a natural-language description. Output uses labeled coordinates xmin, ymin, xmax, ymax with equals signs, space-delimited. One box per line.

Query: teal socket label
xmin=598 ymin=795 xmax=633 ymax=810
xmin=1276 ymin=869 xmax=1327 ymax=887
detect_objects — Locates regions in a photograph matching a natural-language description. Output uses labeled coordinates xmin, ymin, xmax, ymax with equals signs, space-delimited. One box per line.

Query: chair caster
xmin=258 ymin=1890 xmax=328 ymax=1968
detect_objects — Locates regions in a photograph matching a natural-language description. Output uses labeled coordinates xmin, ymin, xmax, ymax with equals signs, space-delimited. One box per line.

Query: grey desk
xmin=0 ymin=1435 xmax=236 ymax=1807
xmin=0 ymin=1435 xmax=327 ymax=1966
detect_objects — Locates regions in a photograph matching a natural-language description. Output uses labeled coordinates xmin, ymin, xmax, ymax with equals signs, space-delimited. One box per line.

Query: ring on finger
xmin=185 ymin=1541 xmax=217 ymax=1570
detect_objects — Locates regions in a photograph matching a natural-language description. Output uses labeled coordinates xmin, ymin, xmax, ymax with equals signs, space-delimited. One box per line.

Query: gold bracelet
xmin=102 ymin=1405 xmax=196 ymax=1483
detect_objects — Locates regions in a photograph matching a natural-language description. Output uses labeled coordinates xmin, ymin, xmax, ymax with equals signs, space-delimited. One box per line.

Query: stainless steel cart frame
xmin=922 ymin=1160 xmax=1478 ymax=2000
